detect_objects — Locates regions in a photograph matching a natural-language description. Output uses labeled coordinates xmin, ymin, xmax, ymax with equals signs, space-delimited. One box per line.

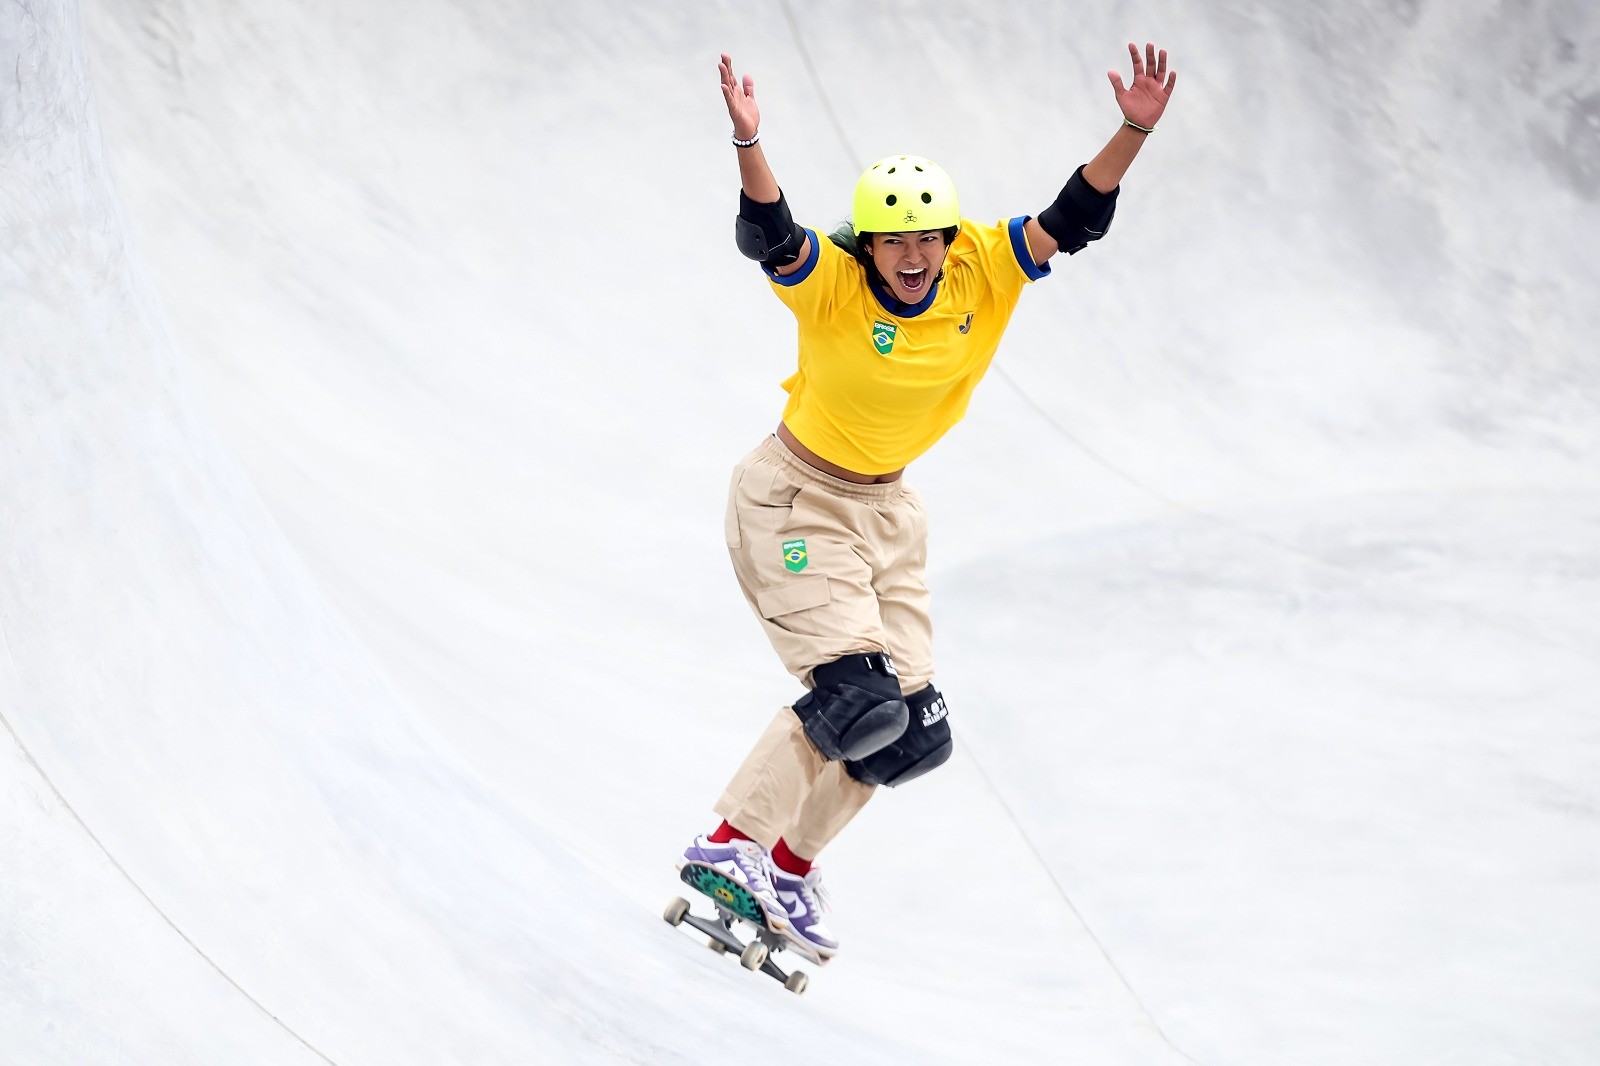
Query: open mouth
xmin=896 ymin=268 xmax=928 ymax=295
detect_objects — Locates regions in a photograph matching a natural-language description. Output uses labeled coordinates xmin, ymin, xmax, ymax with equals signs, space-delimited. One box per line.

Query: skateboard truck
xmin=664 ymin=894 xmax=811 ymax=994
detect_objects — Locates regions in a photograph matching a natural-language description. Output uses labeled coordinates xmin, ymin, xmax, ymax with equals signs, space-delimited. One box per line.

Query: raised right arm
xmin=719 ymin=53 xmax=811 ymax=277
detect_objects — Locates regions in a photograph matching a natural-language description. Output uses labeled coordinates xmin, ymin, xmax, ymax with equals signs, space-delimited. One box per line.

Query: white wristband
xmin=1122 ymin=117 xmax=1157 ymax=134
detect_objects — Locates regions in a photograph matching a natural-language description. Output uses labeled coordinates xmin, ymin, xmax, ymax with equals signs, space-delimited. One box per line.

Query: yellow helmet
xmin=851 ymin=155 xmax=960 ymax=234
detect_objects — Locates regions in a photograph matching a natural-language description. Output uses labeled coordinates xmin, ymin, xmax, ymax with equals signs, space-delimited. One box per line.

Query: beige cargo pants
xmin=714 ymin=434 xmax=933 ymax=859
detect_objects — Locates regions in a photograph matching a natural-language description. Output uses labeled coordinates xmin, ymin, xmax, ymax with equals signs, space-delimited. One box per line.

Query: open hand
xmin=718 ymin=53 xmax=761 ymax=140
xmin=1108 ymin=43 xmax=1176 ymax=129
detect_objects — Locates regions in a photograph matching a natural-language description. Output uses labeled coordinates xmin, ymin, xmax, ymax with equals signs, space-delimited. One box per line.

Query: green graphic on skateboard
xmin=677 ymin=862 xmax=770 ymax=926
xmin=665 ymin=861 xmax=817 ymax=994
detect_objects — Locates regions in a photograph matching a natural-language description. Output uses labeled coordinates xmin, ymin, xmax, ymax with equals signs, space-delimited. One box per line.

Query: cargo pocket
xmin=755 ymin=574 xmax=832 ymax=621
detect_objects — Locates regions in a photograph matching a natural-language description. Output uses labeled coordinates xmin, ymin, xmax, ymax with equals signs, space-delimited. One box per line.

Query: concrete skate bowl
xmin=3 ymin=0 xmax=1597 ymax=1063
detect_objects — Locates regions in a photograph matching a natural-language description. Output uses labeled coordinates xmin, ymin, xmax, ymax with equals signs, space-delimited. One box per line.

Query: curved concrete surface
xmin=4 ymin=0 xmax=1598 ymax=1062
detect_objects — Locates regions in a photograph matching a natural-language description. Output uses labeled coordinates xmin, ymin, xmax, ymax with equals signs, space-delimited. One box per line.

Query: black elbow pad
xmin=1037 ymin=164 xmax=1119 ymax=255
xmin=735 ymin=189 xmax=806 ymax=267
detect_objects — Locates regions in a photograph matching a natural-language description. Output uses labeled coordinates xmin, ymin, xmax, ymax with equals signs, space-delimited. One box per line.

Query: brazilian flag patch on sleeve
xmin=782 ymin=539 xmax=808 ymax=573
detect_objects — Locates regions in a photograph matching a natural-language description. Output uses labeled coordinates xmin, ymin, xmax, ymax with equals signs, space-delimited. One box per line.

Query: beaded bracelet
xmin=1123 ymin=117 xmax=1157 ymax=134
xmin=732 ymin=131 xmax=760 ymax=148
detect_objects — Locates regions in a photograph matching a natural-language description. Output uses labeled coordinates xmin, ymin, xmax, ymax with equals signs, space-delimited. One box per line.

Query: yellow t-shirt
xmin=764 ymin=217 xmax=1049 ymax=475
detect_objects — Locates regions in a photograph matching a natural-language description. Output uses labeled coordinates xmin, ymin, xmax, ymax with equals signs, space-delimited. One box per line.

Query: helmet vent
xmin=887 ymin=166 xmax=897 ymax=174
xmin=914 ymin=165 xmax=924 ymax=172
xmin=921 ymin=192 xmax=932 ymax=204
xmin=885 ymin=194 xmax=898 ymax=206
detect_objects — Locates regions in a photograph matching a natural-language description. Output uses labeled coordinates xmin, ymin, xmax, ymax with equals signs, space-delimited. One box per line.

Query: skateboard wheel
xmin=708 ymin=939 xmax=727 ymax=955
xmin=739 ymin=941 xmax=768 ymax=970
xmin=784 ymin=971 xmax=809 ymax=995
xmin=663 ymin=898 xmax=690 ymax=926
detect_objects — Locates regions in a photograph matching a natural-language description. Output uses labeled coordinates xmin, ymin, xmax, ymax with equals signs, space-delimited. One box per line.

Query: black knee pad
xmin=844 ymin=684 xmax=953 ymax=788
xmin=790 ymin=653 xmax=909 ymax=762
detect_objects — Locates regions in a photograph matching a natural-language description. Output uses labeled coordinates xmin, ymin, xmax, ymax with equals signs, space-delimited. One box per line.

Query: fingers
xmin=719 ymin=54 xmax=749 ymax=93
xmin=1120 ymin=41 xmax=1171 ymax=88
xmin=1108 ymin=70 xmax=1127 ymax=94
xmin=717 ymin=54 xmax=758 ymax=104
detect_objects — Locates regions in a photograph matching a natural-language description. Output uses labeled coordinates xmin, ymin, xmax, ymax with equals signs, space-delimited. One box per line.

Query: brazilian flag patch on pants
xmin=782 ymin=539 xmax=808 ymax=573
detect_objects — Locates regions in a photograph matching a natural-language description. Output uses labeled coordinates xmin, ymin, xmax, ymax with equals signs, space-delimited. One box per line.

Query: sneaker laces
xmin=800 ymin=869 xmax=832 ymax=915
xmin=734 ymin=841 xmax=777 ymax=899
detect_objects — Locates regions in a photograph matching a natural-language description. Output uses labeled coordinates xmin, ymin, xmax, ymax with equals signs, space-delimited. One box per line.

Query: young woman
xmin=680 ymin=45 xmax=1177 ymax=961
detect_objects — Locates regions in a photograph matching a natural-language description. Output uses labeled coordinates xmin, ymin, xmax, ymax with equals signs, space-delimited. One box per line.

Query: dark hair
xmin=827 ymin=222 xmax=959 ymax=289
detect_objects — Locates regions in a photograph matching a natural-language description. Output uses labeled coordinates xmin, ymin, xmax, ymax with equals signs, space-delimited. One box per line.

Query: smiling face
xmin=866 ymin=230 xmax=951 ymax=304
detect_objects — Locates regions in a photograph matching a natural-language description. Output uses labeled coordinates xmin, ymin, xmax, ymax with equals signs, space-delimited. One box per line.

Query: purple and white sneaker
xmin=678 ymin=835 xmax=789 ymax=931
xmin=771 ymin=866 xmax=839 ymax=960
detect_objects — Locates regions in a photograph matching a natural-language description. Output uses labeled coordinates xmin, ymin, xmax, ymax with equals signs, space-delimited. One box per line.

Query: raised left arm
xmin=1024 ymin=43 xmax=1177 ymax=265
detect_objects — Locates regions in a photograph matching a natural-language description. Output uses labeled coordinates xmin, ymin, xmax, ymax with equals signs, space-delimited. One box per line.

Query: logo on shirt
xmin=958 ymin=312 xmax=974 ymax=334
xmin=782 ymin=539 xmax=809 ymax=573
xmin=871 ymin=319 xmax=898 ymax=355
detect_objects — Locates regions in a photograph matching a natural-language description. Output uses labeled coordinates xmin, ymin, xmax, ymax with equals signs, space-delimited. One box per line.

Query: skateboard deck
xmin=665 ymin=861 xmax=822 ymax=994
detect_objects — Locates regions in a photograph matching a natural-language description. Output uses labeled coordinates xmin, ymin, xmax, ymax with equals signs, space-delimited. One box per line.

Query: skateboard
xmin=665 ymin=861 xmax=824 ymax=994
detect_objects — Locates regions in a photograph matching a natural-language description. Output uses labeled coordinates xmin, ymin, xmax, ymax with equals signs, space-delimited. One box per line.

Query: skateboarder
xmin=680 ymin=45 xmax=1177 ymax=962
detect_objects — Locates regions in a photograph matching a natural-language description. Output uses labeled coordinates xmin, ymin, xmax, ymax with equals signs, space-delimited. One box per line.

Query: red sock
xmin=707 ymin=820 xmax=749 ymax=844
xmin=771 ymin=838 xmax=812 ymax=877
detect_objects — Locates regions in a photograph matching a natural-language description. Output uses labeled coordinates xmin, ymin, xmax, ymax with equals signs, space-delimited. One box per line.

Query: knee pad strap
xmin=791 ymin=653 xmax=909 ymax=762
